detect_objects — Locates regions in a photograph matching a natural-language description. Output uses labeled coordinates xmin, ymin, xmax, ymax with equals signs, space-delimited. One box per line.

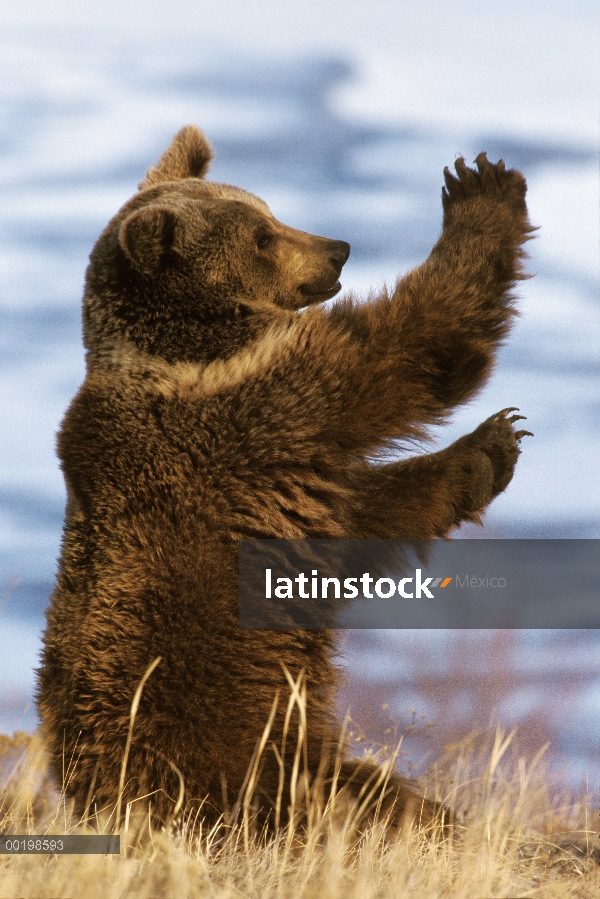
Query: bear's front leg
xmin=323 ymin=154 xmax=535 ymax=448
xmin=350 ymin=409 xmax=532 ymax=539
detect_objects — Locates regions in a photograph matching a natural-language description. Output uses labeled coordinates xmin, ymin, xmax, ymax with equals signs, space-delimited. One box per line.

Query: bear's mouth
xmin=299 ymin=280 xmax=342 ymax=304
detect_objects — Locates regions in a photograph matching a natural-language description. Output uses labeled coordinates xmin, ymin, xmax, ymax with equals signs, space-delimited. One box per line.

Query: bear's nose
xmin=328 ymin=241 xmax=351 ymax=272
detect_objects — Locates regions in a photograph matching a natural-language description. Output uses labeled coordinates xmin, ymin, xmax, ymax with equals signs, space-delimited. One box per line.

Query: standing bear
xmin=37 ymin=126 xmax=533 ymax=832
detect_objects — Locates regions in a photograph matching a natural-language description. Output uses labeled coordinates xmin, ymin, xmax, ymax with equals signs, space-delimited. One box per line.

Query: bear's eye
xmin=256 ymin=232 xmax=273 ymax=250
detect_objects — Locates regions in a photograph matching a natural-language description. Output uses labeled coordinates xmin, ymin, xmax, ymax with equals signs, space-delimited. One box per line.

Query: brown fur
xmin=37 ymin=126 xmax=533 ymax=832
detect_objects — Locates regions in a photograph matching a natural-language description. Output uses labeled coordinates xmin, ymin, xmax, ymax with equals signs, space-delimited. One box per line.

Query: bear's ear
xmin=118 ymin=206 xmax=179 ymax=274
xmin=139 ymin=126 xmax=214 ymax=189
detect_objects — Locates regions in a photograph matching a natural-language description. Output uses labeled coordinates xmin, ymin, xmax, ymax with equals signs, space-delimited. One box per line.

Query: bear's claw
xmin=491 ymin=407 xmax=534 ymax=440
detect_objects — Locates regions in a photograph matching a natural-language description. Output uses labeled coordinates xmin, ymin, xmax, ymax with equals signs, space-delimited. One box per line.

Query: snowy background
xmin=0 ymin=0 xmax=599 ymax=784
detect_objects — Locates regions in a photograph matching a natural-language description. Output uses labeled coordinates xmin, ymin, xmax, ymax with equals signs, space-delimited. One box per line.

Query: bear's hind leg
xmin=331 ymin=757 xmax=451 ymax=835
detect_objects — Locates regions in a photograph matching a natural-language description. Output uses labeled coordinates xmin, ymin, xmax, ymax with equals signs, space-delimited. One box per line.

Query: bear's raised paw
xmin=442 ymin=153 xmax=528 ymax=216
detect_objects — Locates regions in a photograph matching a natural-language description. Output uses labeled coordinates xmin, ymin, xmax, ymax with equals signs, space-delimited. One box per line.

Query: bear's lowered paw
xmin=460 ymin=408 xmax=533 ymax=514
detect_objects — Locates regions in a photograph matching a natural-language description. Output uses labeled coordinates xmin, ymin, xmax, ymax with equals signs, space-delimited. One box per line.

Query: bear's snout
xmin=327 ymin=240 xmax=351 ymax=276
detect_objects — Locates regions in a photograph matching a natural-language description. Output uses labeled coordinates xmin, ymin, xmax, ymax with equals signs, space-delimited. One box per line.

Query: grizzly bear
xmin=37 ymin=126 xmax=533 ymax=833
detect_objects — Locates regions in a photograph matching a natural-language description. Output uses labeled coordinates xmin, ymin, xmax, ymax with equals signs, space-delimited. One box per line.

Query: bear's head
xmin=83 ymin=126 xmax=350 ymax=365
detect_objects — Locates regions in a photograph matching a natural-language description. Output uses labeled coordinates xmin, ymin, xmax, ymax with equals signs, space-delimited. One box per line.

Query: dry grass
xmin=0 ymin=714 xmax=598 ymax=899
